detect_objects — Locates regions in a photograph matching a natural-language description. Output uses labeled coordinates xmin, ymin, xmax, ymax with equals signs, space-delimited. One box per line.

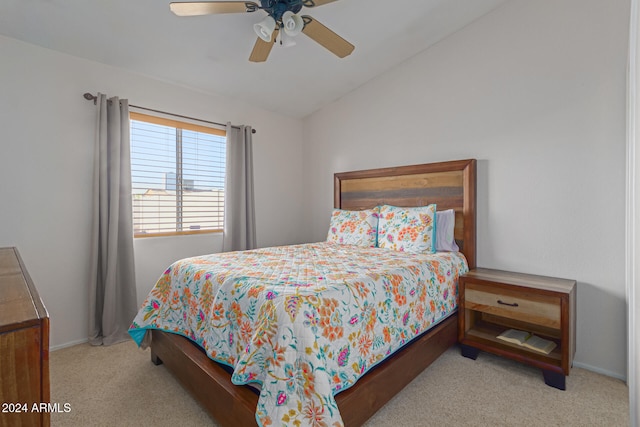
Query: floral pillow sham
xmin=377 ymin=204 xmax=437 ymax=253
xmin=326 ymin=208 xmax=379 ymax=247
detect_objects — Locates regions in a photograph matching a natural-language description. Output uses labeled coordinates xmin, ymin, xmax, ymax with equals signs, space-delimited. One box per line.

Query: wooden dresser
xmin=0 ymin=247 xmax=50 ymax=427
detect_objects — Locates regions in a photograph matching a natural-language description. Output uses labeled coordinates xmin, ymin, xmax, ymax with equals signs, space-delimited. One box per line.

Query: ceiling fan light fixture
xmin=254 ymin=15 xmax=276 ymax=42
xmin=169 ymin=1 xmax=354 ymax=62
xmin=278 ymin=31 xmax=297 ymax=48
xmin=282 ymin=11 xmax=304 ymax=37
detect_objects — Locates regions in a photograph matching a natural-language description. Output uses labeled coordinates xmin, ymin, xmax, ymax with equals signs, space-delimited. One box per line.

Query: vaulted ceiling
xmin=0 ymin=0 xmax=509 ymax=118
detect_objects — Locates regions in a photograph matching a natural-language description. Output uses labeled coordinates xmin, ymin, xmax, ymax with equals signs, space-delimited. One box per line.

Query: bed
xmin=130 ymin=158 xmax=477 ymax=427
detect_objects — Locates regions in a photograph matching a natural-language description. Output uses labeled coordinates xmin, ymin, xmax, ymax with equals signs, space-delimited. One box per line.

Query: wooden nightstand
xmin=458 ymin=268 xmax=576 ymax=390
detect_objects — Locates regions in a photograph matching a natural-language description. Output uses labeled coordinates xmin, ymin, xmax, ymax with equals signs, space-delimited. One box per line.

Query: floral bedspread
xmin=129 ymin=242 xmax=468 ymax=427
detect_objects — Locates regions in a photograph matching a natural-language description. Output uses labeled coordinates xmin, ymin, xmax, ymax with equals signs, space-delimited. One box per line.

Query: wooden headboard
xmin=334 ymin=159 xmax=477 ymax=269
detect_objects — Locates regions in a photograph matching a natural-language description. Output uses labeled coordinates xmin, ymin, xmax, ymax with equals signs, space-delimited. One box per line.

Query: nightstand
xmin=458 ymin=268 xmax=576 ymax=390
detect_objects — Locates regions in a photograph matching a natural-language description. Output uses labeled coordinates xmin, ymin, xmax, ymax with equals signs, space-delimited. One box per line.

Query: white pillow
xmin=436 ymin=209 xmax=460 ymax=252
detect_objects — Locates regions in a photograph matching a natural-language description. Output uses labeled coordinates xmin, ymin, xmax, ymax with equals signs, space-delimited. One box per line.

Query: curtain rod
xmin=83 ymin=93 xmax=256 ymax=134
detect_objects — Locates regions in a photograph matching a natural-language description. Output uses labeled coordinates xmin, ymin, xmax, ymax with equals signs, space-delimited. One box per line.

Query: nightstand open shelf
xmin=458 ymin=268 xmax=576 ymax=390
xmin=465 ymin=319 xmax=562 ymax=363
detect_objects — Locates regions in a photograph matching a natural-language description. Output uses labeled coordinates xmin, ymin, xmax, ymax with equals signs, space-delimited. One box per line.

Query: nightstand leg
xmin=542 ymin=370 xmax=566 ymax=390
xmin=460 ymin=344 xmax=480 ymax=360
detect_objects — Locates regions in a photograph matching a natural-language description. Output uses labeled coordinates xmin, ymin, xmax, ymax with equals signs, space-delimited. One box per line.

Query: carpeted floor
xmin=49 ymin=340 xmax=629 ymax=426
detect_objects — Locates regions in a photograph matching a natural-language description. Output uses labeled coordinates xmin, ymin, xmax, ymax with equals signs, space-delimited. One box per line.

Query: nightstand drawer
xmin=465 ymin=283 xmax=561 ymax=328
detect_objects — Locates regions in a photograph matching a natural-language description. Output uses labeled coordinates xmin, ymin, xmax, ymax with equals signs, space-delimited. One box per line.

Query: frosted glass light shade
xmin=282 ymin=11 xmax=303 ymax=36
xmin=254 ymin=16 xmax=276 ymax=42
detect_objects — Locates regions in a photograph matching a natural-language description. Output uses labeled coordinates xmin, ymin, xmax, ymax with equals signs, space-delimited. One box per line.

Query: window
xmin=129 ymin=112 xmax=226 ymax=237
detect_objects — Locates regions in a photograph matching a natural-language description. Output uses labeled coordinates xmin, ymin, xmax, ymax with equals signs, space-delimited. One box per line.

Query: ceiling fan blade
xmin=170 ymin=2 xmax=259 ymax=16
xmin=249 ymin=29 xmax=278 ymax=62
xmin=301 ymin=16 xmax=354 ymax=58
xmin=303 ymin=0 xmax=340 ymax=6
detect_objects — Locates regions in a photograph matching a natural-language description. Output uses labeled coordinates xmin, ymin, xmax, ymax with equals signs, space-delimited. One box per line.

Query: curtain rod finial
xmin=83 ymin=92 xmax=97 ymax=104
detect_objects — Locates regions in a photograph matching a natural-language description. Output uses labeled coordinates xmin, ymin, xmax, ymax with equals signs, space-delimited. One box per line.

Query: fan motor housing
xmin=261 ymin=0 xmax=303 ymax=20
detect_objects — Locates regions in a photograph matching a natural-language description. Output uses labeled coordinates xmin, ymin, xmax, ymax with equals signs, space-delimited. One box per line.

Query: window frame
xmin=129 ymin=111 xmax=227 ymax=238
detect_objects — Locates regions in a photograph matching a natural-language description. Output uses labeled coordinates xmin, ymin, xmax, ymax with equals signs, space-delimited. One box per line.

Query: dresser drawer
xmin=464 ymin=282 xmax=561 ymax=328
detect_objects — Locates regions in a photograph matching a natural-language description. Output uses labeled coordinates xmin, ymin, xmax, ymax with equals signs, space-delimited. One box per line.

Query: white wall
xmin=303 ymin=0 xmax=630 ymax=378
xmin=0 ymin=35 xmax=305 ymax=349
xmin=0 ymin=0 xmax=630 ymax=380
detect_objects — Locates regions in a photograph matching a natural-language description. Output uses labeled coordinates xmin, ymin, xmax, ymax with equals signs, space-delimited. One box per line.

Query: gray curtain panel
xmin=222 ymin=123 xmax=257 ymax=252
xmin=89 ymin=93 xmax=138 ymax=346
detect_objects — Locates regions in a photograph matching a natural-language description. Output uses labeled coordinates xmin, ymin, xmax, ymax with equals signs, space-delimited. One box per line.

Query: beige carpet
xmin=50 ymin=340 xmax=629 ymax=426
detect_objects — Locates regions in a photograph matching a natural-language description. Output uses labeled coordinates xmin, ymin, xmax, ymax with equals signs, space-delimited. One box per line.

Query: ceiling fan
xmin=169 ymin=1 xmax=355 ymax=62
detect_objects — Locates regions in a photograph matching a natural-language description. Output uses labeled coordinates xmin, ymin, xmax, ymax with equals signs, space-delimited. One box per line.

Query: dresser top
xmin=0 ymin=247 xmax=48 ymax=330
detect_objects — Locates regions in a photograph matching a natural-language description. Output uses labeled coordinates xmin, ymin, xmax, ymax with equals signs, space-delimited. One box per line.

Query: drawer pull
xmin=497 ymin=300 xmax=519 ymax=307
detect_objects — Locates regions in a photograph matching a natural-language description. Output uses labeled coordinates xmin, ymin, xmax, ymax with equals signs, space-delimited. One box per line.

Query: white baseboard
xmin=573 ymin=361 xmax=627 ymax=382
xmin=50 ymin=338 xmax=89 ymax=352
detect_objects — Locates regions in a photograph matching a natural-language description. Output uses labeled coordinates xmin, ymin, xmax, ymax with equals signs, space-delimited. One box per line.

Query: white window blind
xmin=129 ymin=112 xmax=226 ymax=237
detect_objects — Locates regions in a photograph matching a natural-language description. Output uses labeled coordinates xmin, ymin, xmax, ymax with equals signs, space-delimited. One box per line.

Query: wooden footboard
xmin=150 ymin=313 xmax=458 ymax=427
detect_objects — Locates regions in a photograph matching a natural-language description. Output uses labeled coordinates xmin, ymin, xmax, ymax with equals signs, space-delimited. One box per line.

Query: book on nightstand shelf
xmin=496 ymin=329 xmax=557 ymax=354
